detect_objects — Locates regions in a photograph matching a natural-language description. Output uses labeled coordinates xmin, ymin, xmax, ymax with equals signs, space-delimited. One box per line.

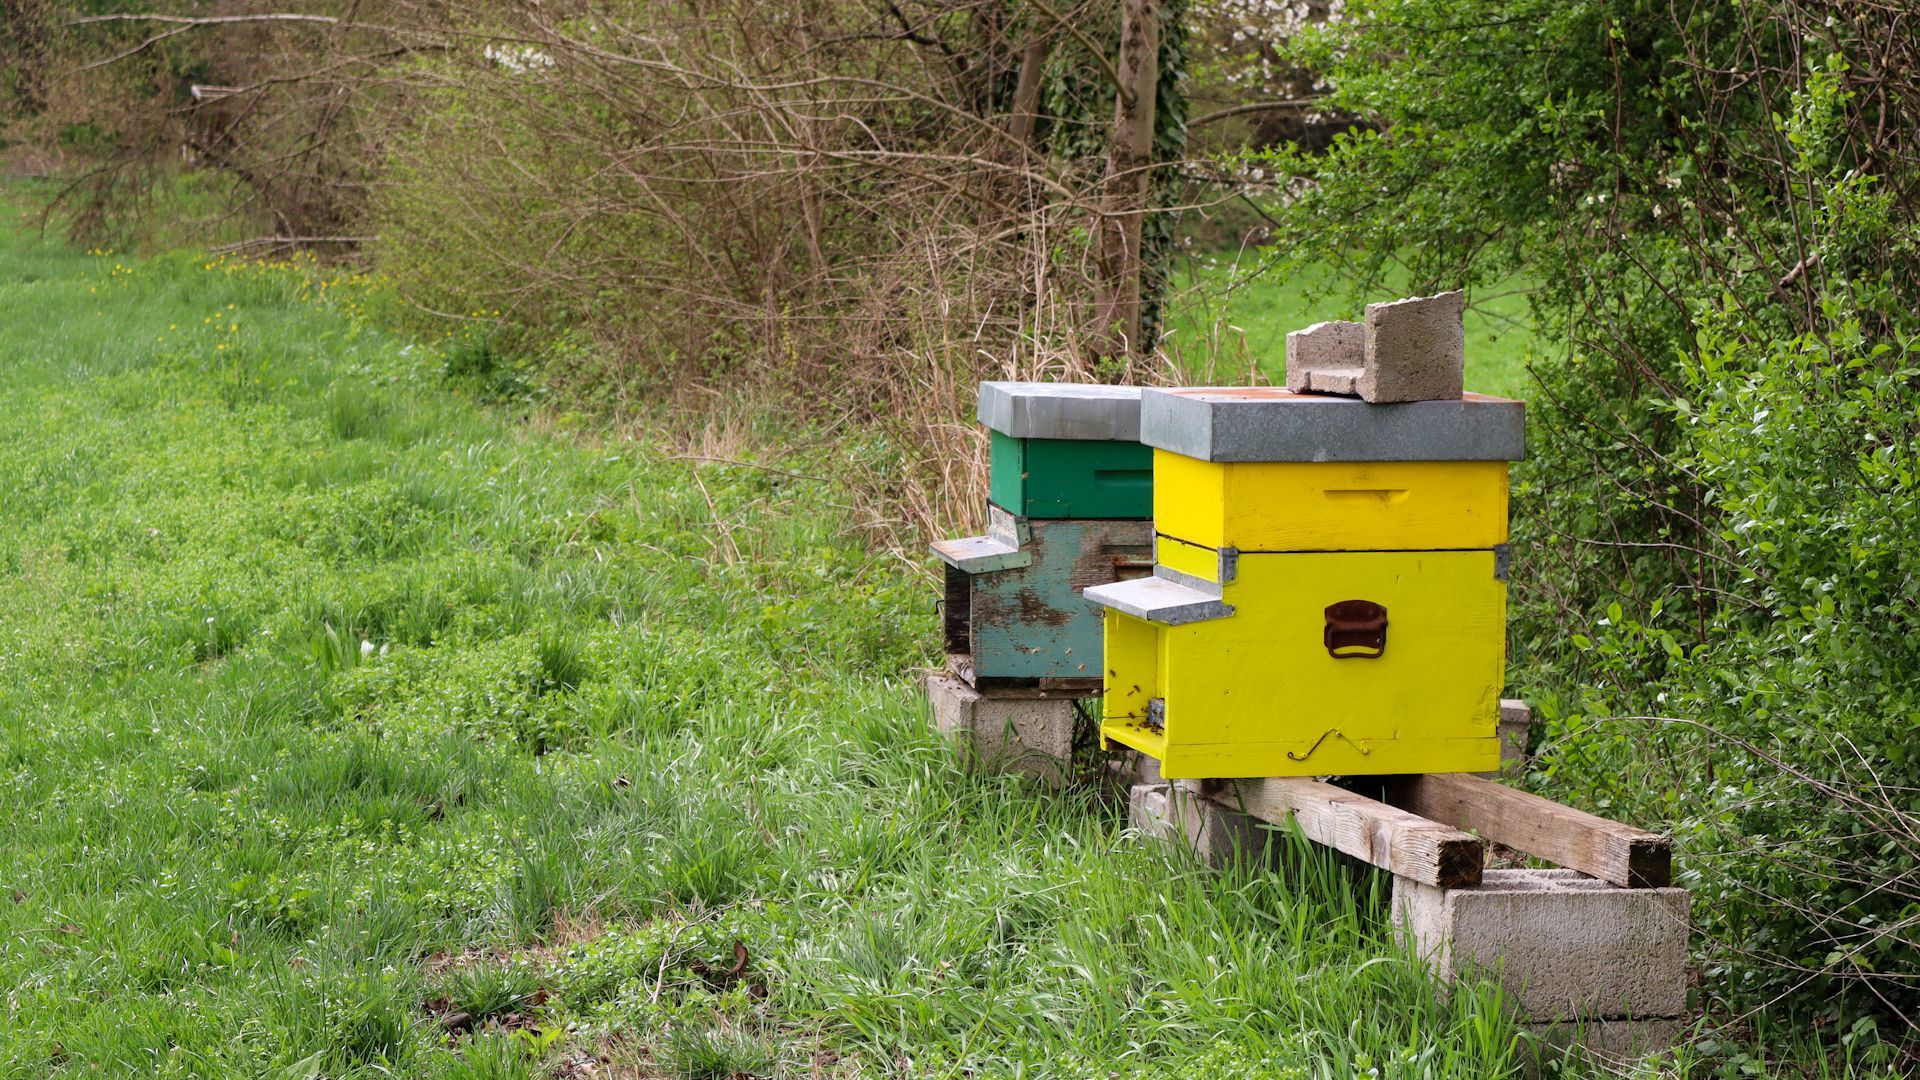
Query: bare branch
xmin=1189 ymin=98 xmax=1319 ymax=127
xmin=62 ymin=13 xmax=342 ymax=29
xmin=210 ymin=235 xmax=377 ymax=255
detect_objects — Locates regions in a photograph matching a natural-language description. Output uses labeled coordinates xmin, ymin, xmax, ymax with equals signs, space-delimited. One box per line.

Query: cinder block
xmin=1499 ymin=699 xmax=1532 ymax=767
xmin=1393 ymin=868 xmax=1689 ymax=1024
xmin=1479 ymin=698 xmax=1532 ymax=780
xmin=1105 ymin=749 xmax=1164 ymax=791
xmin=1525 ymin=1017 xmax=1686 ymax=1064
xmin=1284 ymin=319 xmax=1365 ymax=395
xmin=926 ymin=672 xmax=1077 ymax=784
xmin=1128 ymin=781 xmax=1270 ymax=867
xmin=1362 ymin=290 xmax=1465 ymax=403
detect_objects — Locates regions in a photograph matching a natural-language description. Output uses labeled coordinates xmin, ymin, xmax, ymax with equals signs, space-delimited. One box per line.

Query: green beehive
xmin=933 ymin=383 xmax=1152 ymax=688
xmin=988 ymin=429 xmax=1153 ymax=519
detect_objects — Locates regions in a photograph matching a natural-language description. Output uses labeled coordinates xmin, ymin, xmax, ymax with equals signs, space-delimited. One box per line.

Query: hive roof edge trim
xmin=1138 ymin=387 xmax=1526 ymax=463
xmin=976 ymin=381 xmax=1146 ymax=442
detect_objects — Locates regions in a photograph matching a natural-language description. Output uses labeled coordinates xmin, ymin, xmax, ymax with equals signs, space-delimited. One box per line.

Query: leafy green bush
xmin=1252 ymin=0 xmax=1920 ymax=1039
xmin=1541 ymin=307 xmax=1920 ymax=1035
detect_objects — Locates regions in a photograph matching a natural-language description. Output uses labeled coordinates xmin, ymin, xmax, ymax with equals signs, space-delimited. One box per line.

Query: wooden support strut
xmin=1197 ymin=776 xmax=1484 ymax=888
xmin=1383 ymin=772 xmax=1672 ymax=889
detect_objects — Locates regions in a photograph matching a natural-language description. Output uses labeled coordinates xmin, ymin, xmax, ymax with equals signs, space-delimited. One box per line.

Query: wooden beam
xmin=1199 ymin=777 xmax=1483 ymax=888
xmin=1383 ymin=773 xmax=1671 ymax=888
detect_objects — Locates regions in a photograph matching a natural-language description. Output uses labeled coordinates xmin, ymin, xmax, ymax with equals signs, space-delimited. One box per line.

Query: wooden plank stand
xmin=1127 ymin=701 xmax=1690 ymax=1066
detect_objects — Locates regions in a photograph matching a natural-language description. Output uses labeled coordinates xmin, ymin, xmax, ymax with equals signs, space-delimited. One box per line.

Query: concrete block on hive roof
xmin=1362 ymin=290 xmax=1466 ymax=403
xmin=1139 ymin=386 xmax=1525 ymax=463
xmin=1284 ymin=319 xmax=1366 ymax=396
xmin=977 ymin=382 xmax=1144 ymax=441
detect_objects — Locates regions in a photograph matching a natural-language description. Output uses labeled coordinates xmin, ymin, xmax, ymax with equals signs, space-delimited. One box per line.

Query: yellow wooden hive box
xmin=1085 ymin=388 xmax=1526 ymax=779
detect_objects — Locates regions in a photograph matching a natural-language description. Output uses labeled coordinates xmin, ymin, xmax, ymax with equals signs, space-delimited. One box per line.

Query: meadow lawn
xmin=0 ymin=194 xmax=1546 ymax=1078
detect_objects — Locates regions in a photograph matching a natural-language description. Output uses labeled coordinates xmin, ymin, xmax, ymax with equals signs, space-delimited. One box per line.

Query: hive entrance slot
xmin=1322 ymin=488 xmax=1411 ymax=506
xmin=942 ymin=563 xmax=972 ymax=655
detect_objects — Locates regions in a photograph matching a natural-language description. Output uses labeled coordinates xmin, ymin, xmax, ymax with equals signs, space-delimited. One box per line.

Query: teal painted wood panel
xmin=987 ymin=431 xmax=1153 ymax=519
xmin=968 ymin=518 xmax=1153 ymax=680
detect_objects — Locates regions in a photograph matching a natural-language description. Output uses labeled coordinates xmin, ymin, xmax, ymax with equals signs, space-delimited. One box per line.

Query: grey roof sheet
xmin=977 ymin=382 xmax=1144 ymax=441
xmin=1139 ymin=387 xmax=1525 ymax=462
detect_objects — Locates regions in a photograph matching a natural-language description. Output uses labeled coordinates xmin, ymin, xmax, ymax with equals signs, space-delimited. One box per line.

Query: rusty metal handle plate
xmin=1324 ymin=599 xmax=1387 ymax=659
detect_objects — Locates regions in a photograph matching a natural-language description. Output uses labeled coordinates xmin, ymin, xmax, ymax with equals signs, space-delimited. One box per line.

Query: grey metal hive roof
xmin=976 ymin=382 xmax=1144 ymax=441
xmin=1139 ymin=387 xmax=1525 ymax=463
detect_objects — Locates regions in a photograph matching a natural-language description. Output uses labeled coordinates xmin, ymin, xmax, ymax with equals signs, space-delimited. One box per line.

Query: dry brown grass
xmin=34 ymin=1 xmax=1237 ymax=551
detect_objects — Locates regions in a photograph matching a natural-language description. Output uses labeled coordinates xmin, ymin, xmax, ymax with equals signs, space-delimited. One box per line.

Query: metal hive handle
xmin=1324 ymin=599 xmax=1388 ymax=659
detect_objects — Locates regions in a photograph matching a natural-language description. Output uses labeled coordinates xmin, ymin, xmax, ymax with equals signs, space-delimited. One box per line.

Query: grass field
xmin=0 ymin=193 xmax=1549 ymax=1079
xmin=1162 ymin=256 xmax=1540 ymax=399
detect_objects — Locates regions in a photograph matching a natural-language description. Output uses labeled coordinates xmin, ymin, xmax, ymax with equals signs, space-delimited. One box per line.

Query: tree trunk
xmin=1007 ymin=37 xmax=1049 ymax=152
xmin=989 ymin=36 xmax=1050 ymax=223
xmin=1092 ymin=0 xmax=1159 ymax=366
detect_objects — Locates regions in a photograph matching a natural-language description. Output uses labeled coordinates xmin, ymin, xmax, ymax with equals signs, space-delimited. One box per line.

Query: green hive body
xmin=934 ymin=383 xmax=1151 ymax=688
xmin=988 ymin=430 xmax=1153 ymax=520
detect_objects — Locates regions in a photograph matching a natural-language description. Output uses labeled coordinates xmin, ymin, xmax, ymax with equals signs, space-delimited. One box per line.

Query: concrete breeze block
xmin=1393 ymin=868 xmax=1690 ymax=1023
xmin=1362 ymin=290 xmax=1466 ymax=403
xmin=1284 ymin=319 xmax=1366 ymax=395
xmin=1525 ymin=1017 xmax=1687 ymax=1065
xmin=1105 ymin=749 xmax=1164 ymax=791
xmin=1128 ymin=780 xmax=1270 ymax=867
xmin=1479 ymin=698 xmax=1533 ymax=780
xmin=926 ymin=671 xmax=1077 ymax=784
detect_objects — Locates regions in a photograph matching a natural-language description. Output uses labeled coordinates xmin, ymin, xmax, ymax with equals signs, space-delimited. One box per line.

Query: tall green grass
xmin=4 ymin=190 xmax=1852 ymax=1077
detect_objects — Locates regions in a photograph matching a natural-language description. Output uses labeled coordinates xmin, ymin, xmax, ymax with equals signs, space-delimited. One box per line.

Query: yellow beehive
xmin=1085 ymin=388 xmax=1525 ymax=779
